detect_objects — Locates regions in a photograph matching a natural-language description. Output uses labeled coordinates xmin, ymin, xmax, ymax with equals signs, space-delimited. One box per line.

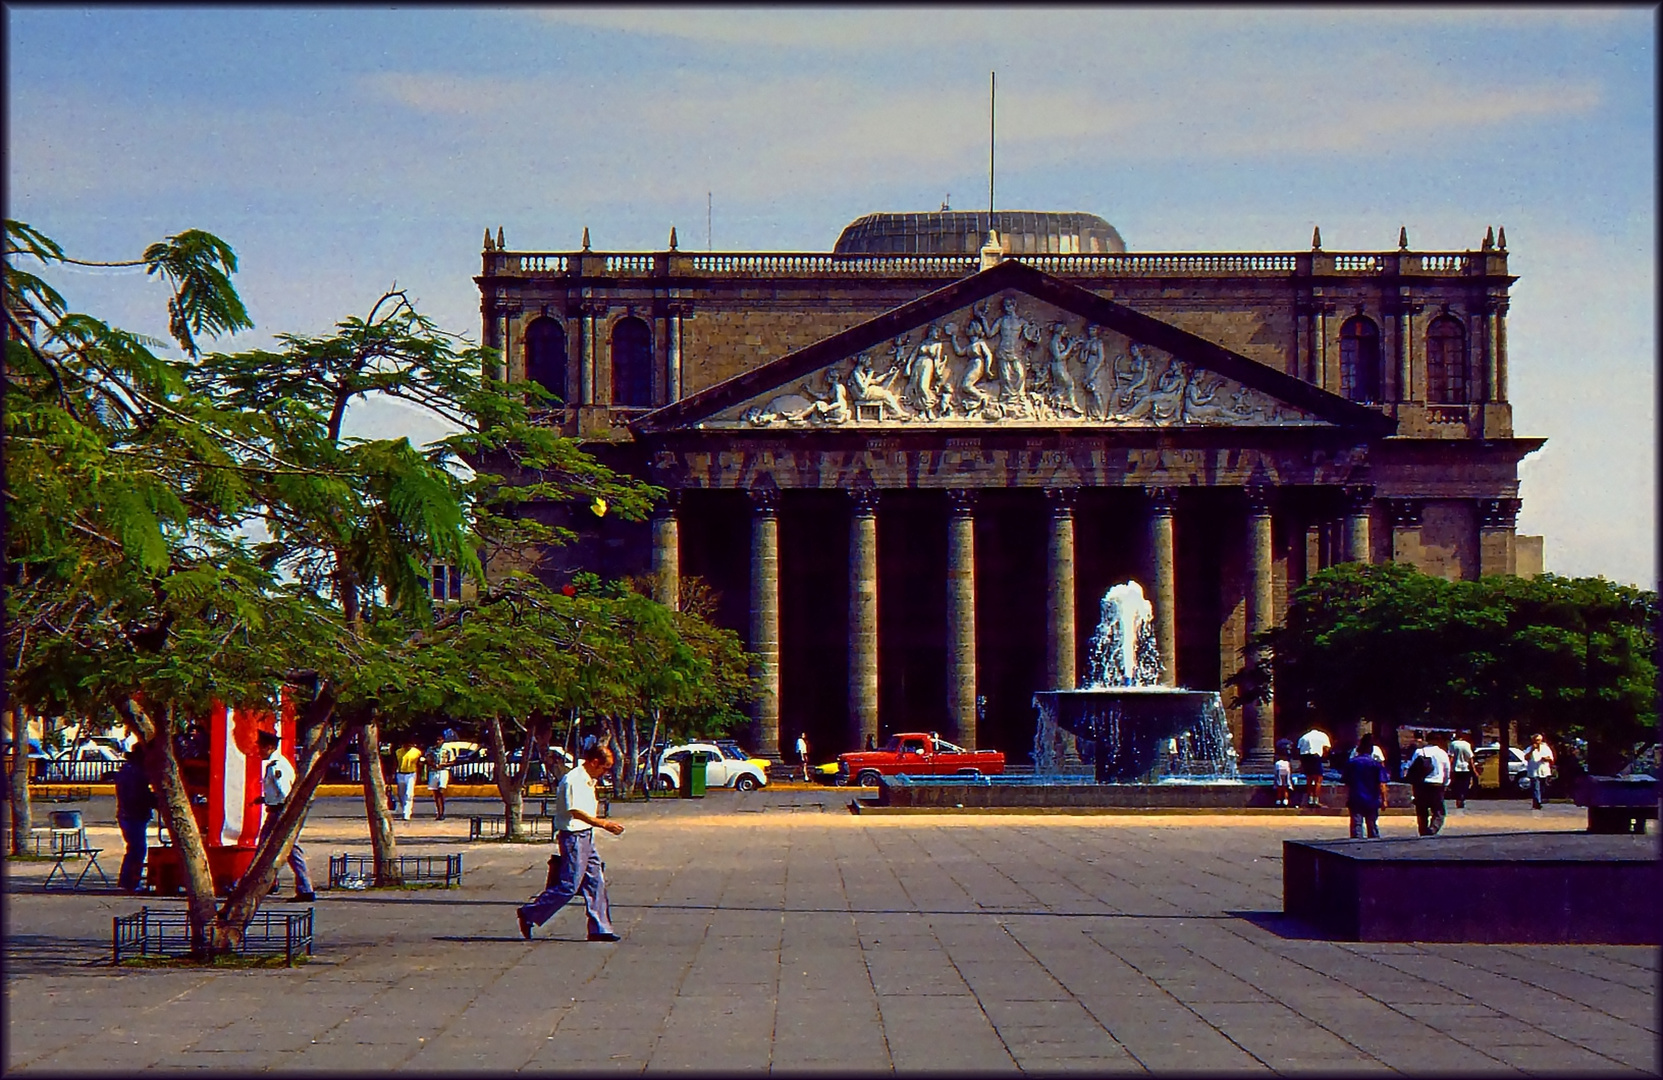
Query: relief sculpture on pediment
xmin=727 ymin=293 xmax=1322 ymax=429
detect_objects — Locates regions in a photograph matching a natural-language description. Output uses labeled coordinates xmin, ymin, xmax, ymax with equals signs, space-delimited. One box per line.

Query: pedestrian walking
xmin=425 ymin=737 xmax=450 ymax=820
xmin=1448 ymin=731 xmax=1475 ymax=809
xmin=394 ymin=739 xmax=421 ymax=821
xmin=517 ymin=744 xmax=625 ymax=942
xmin=114 ymin=747 xmax=157 ymax=892
xmin=254 ymin=729 xmax=315 ymax=901
xmin=1406 ymin=733 xmax=1451 ymax=835
xmin=796 ymin=733 xmax=810 ymax=782
xmin=1296 ymin=726 xmax=1332 ymax=807
xmin=1343 ymin=735 xmax=1391 ymax=838
xmin=1525 ymin=733 xmax=1555 ymax=810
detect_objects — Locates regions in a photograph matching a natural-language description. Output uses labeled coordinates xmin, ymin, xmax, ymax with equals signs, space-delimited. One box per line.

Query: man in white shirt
xmin=796 ymin=733 xmax=810 ymax=782
xmin=1525 ymin=733 xmax=1555 ymax=810
xmin=517 ymin=744 xmax=626 ymax=942
xmin=1406 ymin=733 xmax=1452 ymax=836
xmin=254 ymin=729 xmax=315 ymax=901
xmin=1448 ymin=732 xmax=1475 ymax=809
xmin=1296 ymin=727 xmax=1332 ymax=808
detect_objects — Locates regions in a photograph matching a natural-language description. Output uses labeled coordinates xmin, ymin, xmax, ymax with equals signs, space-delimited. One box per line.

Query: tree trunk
xmin=1497 ymin=707 xmax=1512 ymax=797
xmin=359 ymin=712 xmax=401 ymax=886
xmin=137 ymin=702 xmax=226 ymax=957
xmin=5 ymin=707 xmax=33 ymax=855
xmin=644 ymin=711 xmax=661 ymax=797
xmin=484 ymin=716 xmax=527 ymax=839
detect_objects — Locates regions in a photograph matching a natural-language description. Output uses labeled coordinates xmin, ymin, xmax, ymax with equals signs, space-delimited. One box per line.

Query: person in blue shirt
xmin=1343 ymin=734 xmax=1391 ymax=839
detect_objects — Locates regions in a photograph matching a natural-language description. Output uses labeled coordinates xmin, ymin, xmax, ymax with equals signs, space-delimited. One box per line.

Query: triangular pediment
xmin=635 ymin=260 xmax=1394 ymax=436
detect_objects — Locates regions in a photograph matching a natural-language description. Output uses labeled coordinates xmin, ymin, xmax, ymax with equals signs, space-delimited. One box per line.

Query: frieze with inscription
xmin=712 ymin=293 xmax=1324 ymax=430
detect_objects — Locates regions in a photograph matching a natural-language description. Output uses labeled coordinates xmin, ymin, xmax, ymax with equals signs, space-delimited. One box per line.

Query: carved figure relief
xmin=724 ymin=292 xmax=1323 ymax=429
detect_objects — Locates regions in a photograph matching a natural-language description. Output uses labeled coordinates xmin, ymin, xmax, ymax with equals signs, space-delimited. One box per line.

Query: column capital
xmin=579 ymin=299 xmax=609 ymax=317
xmin=1244 ymin=483 xmax=1275 ymax=516
xmin=665 ymin=301 xmax=694 ymax=318
xmin=946 ymin=488 xmax=978 ymax=516
xmin=1383 ymin=497 xmax=1423 ymax=529
xmin=1342 ymin=485 xmax=1376 ymax=515
xmin=1044 ymin=487 xmax=1078 ymax=517
xmin=849 ymin=488 xmax=880 ymax=517
xmin=1145 ymin=486 xmax=1179 ymax=515
xmin=1478 ymin=496 xmax=1521 ymax=531
xmin=748 ymin=486 xmax=779 ymax=516
xmin=652 ymin=490 xmax=683 ymax=518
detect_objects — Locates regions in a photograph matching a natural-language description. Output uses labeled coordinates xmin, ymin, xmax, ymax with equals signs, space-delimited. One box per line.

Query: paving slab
xmin=5 ymin=792 xmax=1653 ymax=1074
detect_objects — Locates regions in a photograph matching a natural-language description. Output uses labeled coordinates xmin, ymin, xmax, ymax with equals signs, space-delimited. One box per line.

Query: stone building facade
xmin=474 ymin=214 xmax=1543 ymax=765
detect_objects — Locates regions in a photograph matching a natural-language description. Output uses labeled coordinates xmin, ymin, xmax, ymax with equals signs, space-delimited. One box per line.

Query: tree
xmin=4 ymin=219 xmax=661 ymax=951
xmin=1233 ymin=563 xmax=1658 ymax=778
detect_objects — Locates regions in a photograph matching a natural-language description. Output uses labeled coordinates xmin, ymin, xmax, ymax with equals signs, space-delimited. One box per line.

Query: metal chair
xmin=43 ymin=822 xmax=109 ymax=889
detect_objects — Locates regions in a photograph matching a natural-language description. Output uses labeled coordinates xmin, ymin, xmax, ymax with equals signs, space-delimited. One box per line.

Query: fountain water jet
xmin=1033 ymin=581 xmax=1238 ymax=783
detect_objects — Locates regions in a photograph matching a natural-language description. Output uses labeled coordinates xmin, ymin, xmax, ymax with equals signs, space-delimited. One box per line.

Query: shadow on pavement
xmin=1227 ymin=909 xmax=1333 ymax=940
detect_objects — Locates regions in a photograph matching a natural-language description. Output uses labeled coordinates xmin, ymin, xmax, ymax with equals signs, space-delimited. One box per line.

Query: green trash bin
xmin=680 ymin=751 xmax=708 ymax=799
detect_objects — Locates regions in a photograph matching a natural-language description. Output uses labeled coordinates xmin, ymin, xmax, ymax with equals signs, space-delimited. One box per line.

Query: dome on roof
xmin=833 ymin=210 xmax=1125 ymax=256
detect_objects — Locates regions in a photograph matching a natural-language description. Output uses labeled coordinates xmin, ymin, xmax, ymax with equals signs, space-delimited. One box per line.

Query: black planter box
xmin=1284 ymin=832 xmax=1659 ymax=943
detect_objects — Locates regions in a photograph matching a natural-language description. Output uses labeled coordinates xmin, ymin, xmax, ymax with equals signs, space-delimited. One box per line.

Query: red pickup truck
xmin=837 ymin=733 xmax=1006 ymax=787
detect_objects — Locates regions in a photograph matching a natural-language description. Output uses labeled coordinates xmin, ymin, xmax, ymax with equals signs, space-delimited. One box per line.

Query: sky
xmin=7 ymin=6 xmax=1656 ymax=587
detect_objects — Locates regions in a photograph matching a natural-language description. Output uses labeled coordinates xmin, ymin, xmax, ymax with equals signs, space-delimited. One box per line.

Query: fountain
xmin=1033 ymin=581 xmax=1239 ymax=783
xmin=865 ymin=581 xmax=1275 ymax=812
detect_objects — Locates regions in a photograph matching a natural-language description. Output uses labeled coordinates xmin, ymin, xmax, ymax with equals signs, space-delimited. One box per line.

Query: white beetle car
xmin=656 ymin=742 xmax=770 ymax=793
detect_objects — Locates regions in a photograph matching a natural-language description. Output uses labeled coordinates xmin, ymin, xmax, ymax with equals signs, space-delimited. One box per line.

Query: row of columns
xmin=650 ymin=485 xmax=1378 ymax=762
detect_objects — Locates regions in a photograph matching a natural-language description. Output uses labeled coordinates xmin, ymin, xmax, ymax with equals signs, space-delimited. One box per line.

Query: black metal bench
xmin=1574 ymin=775 xmax=1660 ymax=834
xmin=467 ymin=814 xmax=554 ymax=841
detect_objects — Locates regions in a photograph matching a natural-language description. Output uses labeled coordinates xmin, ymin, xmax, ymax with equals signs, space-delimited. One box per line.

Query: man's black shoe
xmin=517 ymin=911 xmax=533 ymax=940
xmin=290 ymin=892 xmax=316 ymax=903
xmin=588 ymin=932 xmax=621 ymax=942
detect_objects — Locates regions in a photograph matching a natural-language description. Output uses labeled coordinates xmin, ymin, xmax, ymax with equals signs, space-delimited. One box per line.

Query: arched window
xmin=1339 ymin=316 xmax=1382 ymax=403
xmin=1425 ymin=316 xmax=1468 ymax=404
xmin=523 ymin=317 xmax=568 ymax=404
xmin=610 ymin=317 xmax=653 ymax=407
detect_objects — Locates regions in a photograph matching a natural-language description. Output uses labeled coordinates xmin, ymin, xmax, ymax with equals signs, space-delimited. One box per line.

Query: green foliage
xmin=1232 ymin=564 xmax=1658 ymax=772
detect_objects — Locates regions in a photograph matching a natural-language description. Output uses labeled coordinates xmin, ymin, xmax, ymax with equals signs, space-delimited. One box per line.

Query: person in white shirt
xmin=1448 ymin=732 xmax=1475 ymax=809
xmin=1296 ymin=727 xmax=1332 ymax=807
xmin=1525 ymin=733 xmax=1555 ymax=810
xmin=253 ymin=729 xmax=315 ymax=901
xmin=796 ymin=733 xmax=810 ymax=782
xmin=517 ymin=744 xmax=625 ymax=941
xmin=1406 ymin=733 xmax=1452 ymax=836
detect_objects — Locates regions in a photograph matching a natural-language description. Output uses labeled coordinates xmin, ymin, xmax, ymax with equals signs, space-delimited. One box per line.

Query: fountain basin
xmin=868 ymin=774 xmax=1413 ymax=811
xmin=1036 ymin=688 xmax=1237 ymax=783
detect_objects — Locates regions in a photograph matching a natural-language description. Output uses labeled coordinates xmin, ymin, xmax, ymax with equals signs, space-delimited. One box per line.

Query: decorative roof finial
xmin=581 ymin=226 xmax=591 ymax=251
xmin=1311 ymin=226 xmax=1322 ymax=250
xmin=1398 ymin=226 xmax=1409 ymax=251
xmin=1496 ymin=226 xmax=1506 ymax=251
xmin=1482 ymin=226 xmax=1495 ymax=251
xmin=496 ymin=226 xmax=505 ymax=250
xmin=483 ymin=228 xmax=495 ymax=251
xmin=668 ymin=226 xmax=678 ymax=250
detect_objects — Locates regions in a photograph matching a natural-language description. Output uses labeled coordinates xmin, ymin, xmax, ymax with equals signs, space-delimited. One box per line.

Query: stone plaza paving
xmin=4 ymin=790 xmax=1656 ymax=1074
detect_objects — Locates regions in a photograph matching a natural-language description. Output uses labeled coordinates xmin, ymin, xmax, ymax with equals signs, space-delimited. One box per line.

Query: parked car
xmin=836 ymin=732 xmax=1005 ymax=787
xmin=1472 ymin=744 xmax=1530 ymax=793
xmin=655 ymin=742 xmax=770 ymax=792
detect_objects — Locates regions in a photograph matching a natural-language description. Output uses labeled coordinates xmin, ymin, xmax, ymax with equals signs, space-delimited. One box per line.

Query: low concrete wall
xmin=879 ymin=778 xmax=1412 ymax=810
xmin=1284 ymin=832 xmax=1661 ymax=944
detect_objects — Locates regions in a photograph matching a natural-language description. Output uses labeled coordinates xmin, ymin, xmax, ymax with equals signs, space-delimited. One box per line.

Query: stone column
xmin=1343 ymin=485 xmax=1375 ymax=564
xmin=1242 ymin=485 xmax=1276 ymax=770
xmin=492 ymin=310 xmax=511 ymax=383
xmin=748 ymin=487 xmax=781 ymax=762
xmin=1146 ymin=487 xmax=1178 ymax=688
xmin=666 ymin=306 xmax=683 ymax=403
xmin=1493 ymin=302 xmax=1509 ymax=402
xmin=1478 ymin=497 xmax=1520 ymax=577
xmin=945 ymin=489 xmax=978 ymax=748
xmin=848 ymin=489 xmax=880 ymax=751
xmin=1044 ymin=488 xmax=1078 ymax=691
xmin=579 ymin=305 xmax=597 ymax=405
xmin=651 ymin=492 xmax=680 ymax=611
